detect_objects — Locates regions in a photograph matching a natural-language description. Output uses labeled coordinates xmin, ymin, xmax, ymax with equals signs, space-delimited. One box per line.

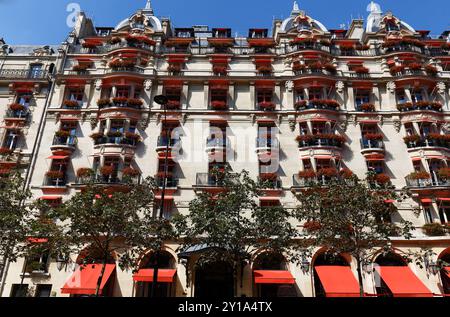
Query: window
xmin=10 ymin=284 xmax=29 ymax=297
xmin=355 ymin=90 xmax=371 ymax=108
xmin=257 ymin=89 xmax=273 ymax=103
xmin=3 ymin=130 xmax=19 ymax=150
xmin=361 ymin=124 xmax=378 ymax=136
xmin=299 ymin=123 xmax=308 ymax=135
xmin=297 ymin=21 xmax=311 ymax=31
xmin=423 ymin=206 xmax=433 ymax=224
xmin=16 ymin=93 xmax=32 ymax=107
xmin=308 ymin=88 xmax=322 ymax=100
xmin=404 ymin=123 xmax=415 ymax=136
xmin=133 ymin=88 xmax=141 ymax=99
xmin=295 ymin=90 xmax=305 ymax=102
xmin=116 ymin=87 xmax=130 ymax=98
xmin=386 ymin=22 xmax=400 ymax=32
xmin=312 ymin=122 xmax=329 ymax=135
xmin=438 ymin=203 xmax=450 ymax=224
xmin=411 ymin=90 xmax=424 ymax=103
xmin=419 ymin=123 xmax=433 ymax=137
xmin=25 ymin=250 xmax=50 ymax=273
xmin=110 ymin=120 xmax=125 ymax=133
xmin=68 ymin=89 xmax=83 ymax=104
xmin=29 ymin=64 xmax=42 ymax=78
xmin=396 ymin=90 xmax=407 ymax=104
xmin=367 ymin=161 xmax=384 ymax=174
xmin=61 ymin=122 xmax=77 ymax=136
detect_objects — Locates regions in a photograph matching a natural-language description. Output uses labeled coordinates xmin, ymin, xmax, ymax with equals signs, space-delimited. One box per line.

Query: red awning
xmin=421 ymin=198 xmax=433 ymax=204
xmin=254 ymin=270 xmax=295 ymax=284
xmin=376 ymin=266 xmax=433 ymax=297
xmin=365 ymin=154 xmax=385 ymax=162
xmin=444 ymin=267 xmax=450 ymax=279
xmin=133 ymin=269 xmax=177 ymax=283
xmin=61 ymin=264 xmax=116 ymax=295
xmin=47 ymin=155 xmax=69 ymax=160
xmin=315 ymin=266 xmax=361 ymax=297
xmin=27 ymin=238 xmax=49 ymax=244
xmin=155 ymin=195 xmax=174 ymax=201
xmin=384 ymin=200 xmax=395 ymax=204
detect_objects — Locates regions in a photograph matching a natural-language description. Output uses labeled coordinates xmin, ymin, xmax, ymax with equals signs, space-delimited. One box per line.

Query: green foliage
xmin=174 ymin=168 xmax=301 ymax=271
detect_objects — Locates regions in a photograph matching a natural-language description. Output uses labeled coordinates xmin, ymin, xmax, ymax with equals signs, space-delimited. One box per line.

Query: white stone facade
xmin=1 ymin=2 xmax=449 ymax=297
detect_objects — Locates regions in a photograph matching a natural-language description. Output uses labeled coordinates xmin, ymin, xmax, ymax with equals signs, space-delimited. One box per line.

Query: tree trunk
xmin=150 ymin=250 xmax=160 ymax=298
xmin=356 ymin=256 xmax=364 ymax=298
xmin=95 ymin=250 xmax=109 ymax=297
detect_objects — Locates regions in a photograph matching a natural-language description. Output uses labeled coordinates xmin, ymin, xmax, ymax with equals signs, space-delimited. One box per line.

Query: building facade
xmin=1 ymin=1 xmax=450 ymax=297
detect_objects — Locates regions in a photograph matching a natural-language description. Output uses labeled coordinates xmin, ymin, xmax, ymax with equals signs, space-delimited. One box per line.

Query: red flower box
xmin=63 ymin=100 xmax=80 ymax=108
xmin=9 ymin=103 xmax=25 ymax=111
xmin=340 ymin=168 xmax=354 ymax=179
xmin=292 ymin=63 xmax=306 ymax=72
xmin=298 ymin=169 xmax=317 ymax=179
xmin=407 ymin=62 xmax=423 ymax=70
xmin=290 ymin=37 xmax=315 ymax=46
xmin=127 ymin=98 xmax=143 ymax=107
xmin=303 ymin=221 xmax=322 ymax=232
xmin=438 ymin=168 xmax=450 ymax=179
xmin=259 ymin=101 xmax=276 ymax=110
xmin=46 ymin=171 xmax=64 ymax=179
xmin=210 ymin=100 xmax=228 ymax=110
xmin=100 ymin=166 xmax=114 ymax=176
xmin=72 ymin=64 xmax=89 ymax=72
xmin=294 ymin=100 xmax=308 ymax=110
xmin=0 ymin=147 xmax=13 ymax=156
xmin=403 ymin=135 xmax=420 ymax=144
xmin=354 ymin=66 xmax=369 ymax=74
xmin=77 ymin=168 xmax=94 ymax=178
xmin=122 ymin=167 xmax=141 ymax=177
xmin=166 ymin=100 xmax=181 ymax=109
xmin=318 ymin=167 xmax=339 ymax=177
xmin=375 ymin=173 xmax=391 ymax=184
xmin=364 ymin=133 xmax=383 ymax=141
xmin=112 ymin=97 xmax=128 ymax=104
xmin=90 ymin=132 xmax=104 ymax=140
xmin=296 ymin=135 xmax=314 ymax=143
xmin=55 ymin=130 xmax=71 ymax=138
xmin=390 ymin=65 xmax=405 ymax=75
xmin=97 ymin=99 xmax=111 ymax=107
xmin=168 ymin=64 xmax=182 ymax=72
xmin=213 ymin=65 xmax=228 ymax=75
xmin=360 ymin=103 xmax=375 ymax=112
xmin=408 ymin=171 xmax=431 ymax=180
xmin=124 ymin=132 xmax=141 ymax=142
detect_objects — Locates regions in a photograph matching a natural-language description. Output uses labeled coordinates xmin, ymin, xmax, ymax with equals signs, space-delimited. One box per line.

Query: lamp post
xmin=151 ymin=95 xmax=169 ymax=298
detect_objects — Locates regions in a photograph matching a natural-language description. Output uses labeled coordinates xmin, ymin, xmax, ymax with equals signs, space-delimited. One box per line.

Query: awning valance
xmin=253 ymin=270 xmax=295 ymax=285
xmin=61 ymin=264 xmax=116 ymax=295
xmin=315 ymin=266 xmax=360 ymax=297
xmin=376 ymin=266 xmax=433 ymax=297
xmin=133 ymin=269 xmax=177 ymax=283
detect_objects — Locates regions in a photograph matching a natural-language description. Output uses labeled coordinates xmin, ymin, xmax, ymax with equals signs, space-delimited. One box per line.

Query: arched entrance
xmin=135 ymin=251 xmax=177 ymax=298
xmin=253 ymin=252 xmax=297 ymax=297
xmin=313 ymin=252 xmax=349 ymax=297
xmin=194 ymin=261 xmax=234 ymax=298
xmin=439 ymin=250 xmax=450 ymax=294
xmin=374 ymin=252 xmax=407 ymax=297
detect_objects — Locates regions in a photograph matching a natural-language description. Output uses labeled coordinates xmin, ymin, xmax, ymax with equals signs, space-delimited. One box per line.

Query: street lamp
xmin=151 ymin=95 xmax=170 ymax=298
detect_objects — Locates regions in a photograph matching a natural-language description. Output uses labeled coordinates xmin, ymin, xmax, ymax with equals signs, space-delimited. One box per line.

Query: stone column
xmin=203 ymin=82 xmax=209 ymax=109
xmin=57 ymin=84 xmax=66 ymax=107
xmin=83 ymin=81 xmax=92 ymax=108
xmin=250 ymin=83 xmax=256 ymax=110
xmin=274 ymin=83 xmax=281 ymax=111
xmin=347 ymin=86 xmax=355 ymax=111
xmin=182 ymin=82 xmax=189 ymax=110
xmin=372 ymin=84 xmax=381 ymax=110
xmin=229 ymin=82 xmax=235 ymax=110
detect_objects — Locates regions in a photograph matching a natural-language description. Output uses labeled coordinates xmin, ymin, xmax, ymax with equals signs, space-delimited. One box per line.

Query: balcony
xmin=206 ymin=138 xmax=229 ymax=153
xmin=292 ymin=174 xmax=355 ymax=189
xmin=256 ymin=138 xmax=279 ymax=155
xmin=4 ymin=109 xmax=30 ymax=121
xmin=156 ymin=136 xmax=181 ymax=152
xmin=76 ymin=174 xmax=141 ymax=186
xmin=294 ymin=100 xmax=340 ymax=112
xmin=195 ymin=173 xmax=225 ymax=188
xmin=258 ymin=177 xmax=282 ymax=190
xmin=397 ymin=101 xmax=443 ymax=113
xmin=383 ymin=44 xmax=425 ymax=55
xmin=297 ymin=135 xmax=345 ymax=149
xmin=284 ymin=42 xmax=331 ymax=54
xmin=43 ymin=176 xmax=67 ymax=188
xmin=360 ymin=138 xmax=385 ymax=153
xmin=257 ymin=102 xmax=276 ymax=111
xmin=105 ymin=41 xmax=155 ymax=53
xmin=94 ymin=136 xmax=138 ymax=147
xmin=155 ymin=177 xmax=179 ymax=188
xmin=0 ymin=69 xmax=49 ymax=80
xmin=405 ymin=136 xmax=449 ymax=150
xmin=51 ymin=135 xmax=78 ymax=152
xmin=405 ymin=176 xmax=450 ymax=189
xmin=98 ymin=98 xmax=143 ymax=110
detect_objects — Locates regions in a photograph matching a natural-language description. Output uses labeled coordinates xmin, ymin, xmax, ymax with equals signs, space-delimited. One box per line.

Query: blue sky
xmin=0 ymin=0 xmax=448 ymax=45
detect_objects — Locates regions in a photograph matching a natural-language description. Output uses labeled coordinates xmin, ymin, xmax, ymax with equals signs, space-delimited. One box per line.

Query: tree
xmin=0 ymin=170 xmax=33 ymax=286
xmin=293 ymin=172 xmax=415 ymax=297
xmin=52 ymin=177 xmax=177 ymax=297
xmin=174 ymin=169 xmax=300 ymax=295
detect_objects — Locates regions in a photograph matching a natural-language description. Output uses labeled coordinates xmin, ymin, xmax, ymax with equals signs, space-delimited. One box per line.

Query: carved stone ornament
xmin=393 ymin=119 xmax=402 ymax=133
xmin=288 ymin=116 xmax=297 ymax=132
xmin=285 ymin=80 xmax=294 ymax=92
xmin=387 ymin=81 xmax=396 ymax=93
xmin=437 ymin=82 xmax=446 ymax=95
xmin=339 ymin=118 xmax=349 ymax=131
xmin=144 ymin=79 xmax=153 ymax=91
xmin=442 ymin=122 xmax=450 ymax=134
xmin=90 ymin=116 xmax=98 ymax=130
xmin=95 ymin=79 xmax=103 ymax=91
xmin=335 ymin=81 xmax=345 ymax=94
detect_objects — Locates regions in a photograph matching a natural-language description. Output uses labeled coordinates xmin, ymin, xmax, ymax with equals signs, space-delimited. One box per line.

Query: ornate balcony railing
xmin=298 ymin=137 xmax=344 ymax=149
xmin=52 ymin=136 xmax=78 ymax=147
xmin=360 ymin=139 xmax=384 ymax=150
xmin=155 ymin=177 xmax=179 ymax=188
xmin=76 ymin=174 xmax=141 ymax=185
xmin=0 ymin=69 xmax=49 ymax=80
xmin=405 ymin=138 xmax=449 ymax=149
xmin=106 ymin=66 xmax=145 ymax=74
xmin=383 ymin=44 xmax=425 ymax=54
xmin=5 ymin=110 xmax=30 ymax=120
xmin=405 ymin=176 xmax=450 ymax=188
xmin=43 ymin=177 xmax=67 ymax=187
xmin=196 ymin=173 xmax=225 ymax=187
xmin=292 ymin=175 xmax=355 ymax=188
xmin=258 ymin=178 xmax=282 ymax=189
xmin=94 ymin=137 xmax=138 ymax=147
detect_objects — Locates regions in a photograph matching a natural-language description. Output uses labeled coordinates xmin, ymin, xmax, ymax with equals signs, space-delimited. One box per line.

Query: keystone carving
xmin=437 ymin=82 xmax=446 ymax=95
xmin=95 ymin=79 xmax=103 ymax=91
xmin=285 ymin=80 xmax=294 ymax=92
xmin=335 ymin=81 xmax=345 ymax=94
xmin=144 ymin=79 xmax=153 ymax=91
xmin=387 ymin=81 xmax=396 ymax=93
xmin=393 ymin=119 xmax=402 ymax=133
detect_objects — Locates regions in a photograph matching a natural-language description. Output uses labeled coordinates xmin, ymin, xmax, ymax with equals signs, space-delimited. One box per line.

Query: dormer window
xmin=249 ymin=29 xmax=268 ymax=39
xmin=297 ymin=21 xmax=311 ymax=32
xmin=213 ymin=28 xmax=231 ymax=38
xmin=386 ymin=21 xmax=400 ymax=32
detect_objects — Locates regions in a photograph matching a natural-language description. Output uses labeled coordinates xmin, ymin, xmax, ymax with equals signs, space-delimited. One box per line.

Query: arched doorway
xmin=313 ymin=252 xmax=349 ymax=297
xmin=194 ymin=261 xmax=234 ymax=298
xmin=135 ymin=251 xmax=177 ymax=298
xmin=253 ymin=252 xmax=297 ymax=297
xmin=374 ymin=252 xmax=406 ymax=297
xmin=439 ymin=250 xmax=450 ymax=294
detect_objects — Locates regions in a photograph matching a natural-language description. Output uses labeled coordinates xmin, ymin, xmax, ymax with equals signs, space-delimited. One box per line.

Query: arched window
xmin=374 ymin=252 xmax=406 ymax=297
